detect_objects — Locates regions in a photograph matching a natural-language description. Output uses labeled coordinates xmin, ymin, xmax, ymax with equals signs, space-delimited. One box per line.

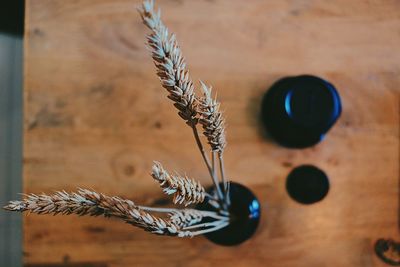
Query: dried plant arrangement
xmin=4 ymin=0 xmax=260 ymax=246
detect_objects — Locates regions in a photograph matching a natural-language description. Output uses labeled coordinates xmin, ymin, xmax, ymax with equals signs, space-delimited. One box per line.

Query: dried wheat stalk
xmin=4 ymin=189 xmax=231 ymax=237
xmin=198 ymin=81 xmax=229 ymax=197
xmin=151 ymin=161 xmax=205 ymax=206
xmin=4 ymin=189 xmax=192 ymax=237
xmin=138 ymin=0 xmax=197 ymax=126
xmin=138 ymin=0 xmax=226 ymax=204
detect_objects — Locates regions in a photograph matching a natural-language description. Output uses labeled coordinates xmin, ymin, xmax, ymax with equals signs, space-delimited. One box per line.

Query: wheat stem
xmin=212 ymin=151 xmax=217 ymax=183
xmin=191 ymin=123 xmax=225 ymax=204
xmin=204 ymin=192 xmax=219 ymax=203
xmin=218 ymin=153 xmax=229 ymax=206
xmin=190 ymin=221 xmax=230 ymax=236
xmin=225 ymin=181 xmax=231 ymax=206
xmin=138 ymin=206 xmax=178 ymax=213
xmin=207 ymin=198 xmax=221 ymax=210
xmin=218 ymin=153 xmax=227 ymax=191
xmin=183 ymin=219 xmax=229 ymax=230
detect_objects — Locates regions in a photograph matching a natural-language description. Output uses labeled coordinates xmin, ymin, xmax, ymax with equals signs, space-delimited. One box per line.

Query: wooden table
xmin=24 ymin=0 xmax=399 ymax=266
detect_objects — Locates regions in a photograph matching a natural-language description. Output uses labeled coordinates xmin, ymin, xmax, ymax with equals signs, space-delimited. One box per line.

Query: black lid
xmin=261 ymin=75 xmax=341 ymax=148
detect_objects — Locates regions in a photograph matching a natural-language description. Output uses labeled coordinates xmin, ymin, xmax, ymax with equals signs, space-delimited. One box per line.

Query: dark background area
xmin=0 ymin=1 xmax=24 ymax=36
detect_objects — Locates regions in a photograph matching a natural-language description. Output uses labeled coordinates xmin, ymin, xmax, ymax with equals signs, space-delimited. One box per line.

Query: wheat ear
xmin=169 ymin=209 xmax=203 ymax=227
xmin=198 ymin=81 xmax=227 ymax=153
xmin=151 ymin=161 xmax=206 ymax=206
xmin=138 ymin=0 xmax=197 ymax=125
xmin=4 ymin=189 xmax=192 ymax=237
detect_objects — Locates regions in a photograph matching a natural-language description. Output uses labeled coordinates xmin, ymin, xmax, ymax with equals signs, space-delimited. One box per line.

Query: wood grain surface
xmin=23 ymin=0 xmax=399 ymax=266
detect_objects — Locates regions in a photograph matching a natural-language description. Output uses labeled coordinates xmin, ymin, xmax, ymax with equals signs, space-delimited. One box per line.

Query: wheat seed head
xmin=169 ymin=209 xmax=203 ymax=228
xmin=4 ymin=189 xmax=192 ymax=237
xmin=151 ymin=161 xmax=206 ymax=206
xmin=198 ymin=81 xmax=227 ymax=153
xmin=138 ymin=0 xmax=198 ymax=125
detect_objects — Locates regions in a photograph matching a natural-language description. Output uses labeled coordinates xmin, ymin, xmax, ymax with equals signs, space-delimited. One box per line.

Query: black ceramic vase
xmin=197 ymin=182 xmax=261 ymax=246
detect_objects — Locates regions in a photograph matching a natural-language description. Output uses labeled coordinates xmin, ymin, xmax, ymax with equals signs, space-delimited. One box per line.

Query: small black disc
xmin=286 ymin=165 xmax=329 ymax=204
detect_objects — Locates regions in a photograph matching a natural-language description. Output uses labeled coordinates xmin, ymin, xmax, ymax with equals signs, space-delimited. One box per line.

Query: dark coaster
xmin=261 ymin=75 xmax=342 ymax=148
xmin=286 ymin=165 xmax=329 ymax=204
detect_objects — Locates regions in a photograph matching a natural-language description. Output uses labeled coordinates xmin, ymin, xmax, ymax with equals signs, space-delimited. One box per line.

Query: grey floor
xmin=0 ymin=33 xmax=23 ymax=267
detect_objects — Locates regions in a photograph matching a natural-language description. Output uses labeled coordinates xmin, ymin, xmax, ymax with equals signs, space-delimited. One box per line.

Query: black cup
xmin=261 ymin=75 xmax=342 ymax=148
